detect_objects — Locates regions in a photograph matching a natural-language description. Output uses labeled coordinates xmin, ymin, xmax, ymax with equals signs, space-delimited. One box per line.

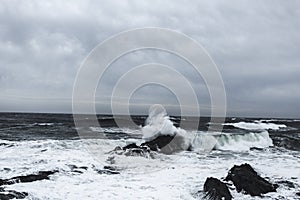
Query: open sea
xmin=0 ymin=112 xmax=299 ymax=199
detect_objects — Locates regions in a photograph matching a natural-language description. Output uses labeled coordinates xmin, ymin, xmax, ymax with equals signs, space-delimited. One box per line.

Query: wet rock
xmin=141 ymin=135 xmax=175 ymax=151
xmin=0 ymin=143 xmax=14 ymax=148
xmin=0 ymin=170 xmax=57 ymax=186
xmin=94 ymin=168 xmax=120 ymax=175
xmin=104 ymin=166 xmax=119 ymax=171
xmin=110 ymin=143 xmax=154 ymax=158
xmin=123 ymin=143 xmax=140 ymax=150
xmin=249 ymin=147 xmax=264 ymax=151
xmin=1 ymin=168 xmax=11 ymax=172
xmin=203 ymin=177 xmax=232 ymax=200
xmin=92 ymin=165 xmax=120 ymax=175
xmin=123 ymin=145 xmax=154 ymax=158
xmin=68 ymin=164 xmax=88 ymax=171
xmin=111 ymin=132 xmax=188 ymax=156
xmin=225 ymin=163 xmax=277 ymax=196
xmin=141 ymin=133 xmax=187 ymax=154
xmin=0 ymin=188 xmax=28 ymax=199
xmin=276 ymin=180 xmax=295 ymax=188
xmin=270 ymin=134 xmax=300 ymax=151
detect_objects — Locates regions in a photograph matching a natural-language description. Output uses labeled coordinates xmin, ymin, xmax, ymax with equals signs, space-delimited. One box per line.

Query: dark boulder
xmin=225 ymin=163 xmax=277 ymax=196
xmin=203 ymin=177 xmax=232 ymax=200
xmin=141 ymin=135 xmax=175 ymax=151
xmin=111 ymin=132 xmax=188 ymax=156
xmin=0 ymin=170 xmax=57 ymax=186
xmin=141 ymin=133 xmax=187 ymax=154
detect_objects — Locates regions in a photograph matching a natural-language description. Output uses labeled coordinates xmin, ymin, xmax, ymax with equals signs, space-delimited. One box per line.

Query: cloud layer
xmin=0 ymin=0 xmax=299 ymax=118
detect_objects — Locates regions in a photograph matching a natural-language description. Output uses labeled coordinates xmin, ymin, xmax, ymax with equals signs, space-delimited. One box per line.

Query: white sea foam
xmin=90 ymin=127 xmax=140 ymax=135
xmin=224 ymin=121 xmax=286 ymax=131
xmin=1 ymin=138 xmax=299 ymax=200
xmin=33 ymin=123 xmax=54 ymax=126
xmin=1 ymin=109 xmax=298 ymax=199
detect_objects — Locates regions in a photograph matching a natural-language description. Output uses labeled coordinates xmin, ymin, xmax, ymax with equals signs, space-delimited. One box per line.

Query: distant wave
xmin=191 ymin=131 xmax=273 ymax=152
xmin=223 ymin=121 xmax=286 ymax=131
xmin=33 ymin=123 xmax=54 ymax=126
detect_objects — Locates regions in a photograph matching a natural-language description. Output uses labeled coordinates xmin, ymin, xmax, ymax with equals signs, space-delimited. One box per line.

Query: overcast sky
xmin=0 ymin=0 xmax=299 ymax=118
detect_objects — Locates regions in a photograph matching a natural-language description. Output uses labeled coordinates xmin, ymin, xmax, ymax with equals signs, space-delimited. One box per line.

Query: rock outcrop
xmin=203 ymin=177 xmax=232 ymax=200
xmin=0 ymin=188 xmax=28 ymax=200
xmin=0 ymin=170 xmax=57 ymax=186
xmin=225 ymin=163 xmax=277 ymax=196
xmin=142 ymin=133 xmax=189 ymax=154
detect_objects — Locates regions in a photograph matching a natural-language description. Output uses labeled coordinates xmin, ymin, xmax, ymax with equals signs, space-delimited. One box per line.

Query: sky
xmin=0 ymin=0 xmax=300 ymax=118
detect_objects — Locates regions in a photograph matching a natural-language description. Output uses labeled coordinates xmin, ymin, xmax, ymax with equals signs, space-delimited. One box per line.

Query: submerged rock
xmin=123 ymin=143 xmax=141 ymax=150
xmin=276 ymin=180 xmax=295 ymax=188
xmin=110 ymin=143 xmax=154 ymax=158
xmin=0 ymin=170 xmax=57 ymax=186
xmin=0 ymin=187 xmax=28 ymax=199
xmin=94 ymin=167 xmax=120 ymax=175
xmin=203 ymin=177 xmax=232 ymax=200
xmin=225 ymin=163 xmax=277 ymax=196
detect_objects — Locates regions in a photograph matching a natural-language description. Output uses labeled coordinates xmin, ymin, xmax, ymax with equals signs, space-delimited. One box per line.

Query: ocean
xmin=0 ymin=112 xmax=299 ymax=199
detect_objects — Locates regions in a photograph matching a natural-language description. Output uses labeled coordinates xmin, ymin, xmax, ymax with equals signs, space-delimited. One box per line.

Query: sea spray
xmin=141 ymin=104 xmax=192 ymax=152
xmin=141 ymin=104 xmax=274 ymax=153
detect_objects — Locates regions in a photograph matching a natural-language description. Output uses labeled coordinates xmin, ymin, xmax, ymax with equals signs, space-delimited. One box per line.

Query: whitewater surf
xmin=0 ymin=109 xmax=299 ymax=199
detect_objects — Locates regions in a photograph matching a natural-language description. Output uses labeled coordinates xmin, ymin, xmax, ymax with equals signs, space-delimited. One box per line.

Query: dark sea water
xmin=0 ymin=113 xmax=299 ymax=151
xmin=0 ymin=112 xmax=299 ymax=199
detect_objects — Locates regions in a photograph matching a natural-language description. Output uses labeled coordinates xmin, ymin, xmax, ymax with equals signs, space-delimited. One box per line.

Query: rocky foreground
xmin=1 ymin=133 xmax=299 ymax=199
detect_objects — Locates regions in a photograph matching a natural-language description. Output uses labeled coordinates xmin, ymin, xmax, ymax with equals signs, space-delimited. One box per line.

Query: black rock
xmin=123 ymin=143 xmax=141 ymax=150
xmin=0 ymin=170 xmax=57 ymax=186
xmin=111 ymin=133 xmax=188 ymax=156
xmin=249 ymin=147 xmax=264 ymax=151
xmin=0 ymin=188 xmax=28 ymax=199
xmin=276 ymin=180 xmax=295 ymax=188
xmin=225 ymin=163 xmax=277 ymax=196
xmin=110 ymin=143 xmax=154 ymax=158
xmin=94 ymin=168 xmax=120 ymax=175
xmin=104 ymin=166 xmax=118 ymax=171
xmin=141 ymin=135 xmax=175 ymax=151
xmin=203 ymin=177 xmax=232 ymax=200
xmin=296 ymin=192 xmax=300 ymax=196
xmin=68 ymin=164 xmax=88 ymax=171
xmin=141 ymin=133 xmax=187 ymax=154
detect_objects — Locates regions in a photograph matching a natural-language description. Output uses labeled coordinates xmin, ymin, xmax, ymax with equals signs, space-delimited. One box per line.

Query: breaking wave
xmin=224 ymin=121 xmax=286 ymax=131
xmin=141 ymin=104 xmax=273 ymax=152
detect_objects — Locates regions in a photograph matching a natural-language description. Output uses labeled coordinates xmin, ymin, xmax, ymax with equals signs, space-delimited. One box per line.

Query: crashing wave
xmin=140 ymin=105 xmax=274 ymax=153
xmin=213 ymin=131 xmax=273 ymax=151
xmin=224 ymin=121 xmax=286 ymax=131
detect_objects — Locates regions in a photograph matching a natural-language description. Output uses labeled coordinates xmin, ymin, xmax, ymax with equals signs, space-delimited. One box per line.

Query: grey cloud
xmin=0 ymin=0 xmax=299 ymax=118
